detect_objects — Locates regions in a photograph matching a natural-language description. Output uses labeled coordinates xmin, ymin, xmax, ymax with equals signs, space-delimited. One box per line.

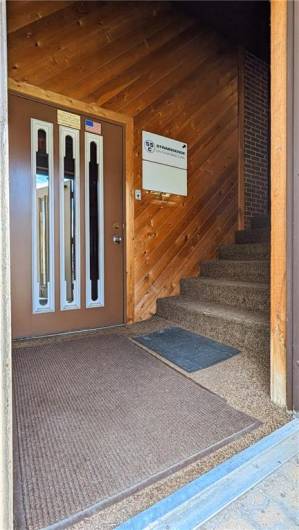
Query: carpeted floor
xmin=13 ymin=333 xmax=258 ymax=530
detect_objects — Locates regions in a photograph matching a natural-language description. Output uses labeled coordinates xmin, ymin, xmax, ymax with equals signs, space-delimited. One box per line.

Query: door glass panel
xmin=64 ymin=136 xmax=75 ymax=302
xmin=60 ymin=126 xmax=80 ymax=310
xmin=90 ymin=141 xmax=99 ymax=301
xmin=36 ymin=130 xmax=49 ymax=305
xmin=32 ymin=119 xmax=54 ymax=313
xmin=85 ymin=132 xmax=104 ymax=308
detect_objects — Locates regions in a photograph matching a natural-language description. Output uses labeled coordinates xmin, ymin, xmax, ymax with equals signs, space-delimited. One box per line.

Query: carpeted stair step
xmin=236 ymin=227 xmax=269 ymax=244
xmin=218 ymin=242 xmax=270 ymax=261
xmin=180 ymin=277 xmax=269 ymax=313
xmin=250 ymin=215 xmax=270 ymax=230
xmin=156 ymin=296 xmax=269 ymax=353
xmin=200 ymin=259 xmax=269 ymax=283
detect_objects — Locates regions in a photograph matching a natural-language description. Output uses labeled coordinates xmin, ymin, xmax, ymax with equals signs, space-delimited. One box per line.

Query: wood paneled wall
xmin=7 ymin=1 xmax=239 ymax=322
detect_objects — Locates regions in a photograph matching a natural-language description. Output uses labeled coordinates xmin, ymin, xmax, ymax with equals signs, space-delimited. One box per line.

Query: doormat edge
xmin=129 ymin=336 xmax=230 ymax=403
xmin=39 ymin=419 xmax=261 ymax=530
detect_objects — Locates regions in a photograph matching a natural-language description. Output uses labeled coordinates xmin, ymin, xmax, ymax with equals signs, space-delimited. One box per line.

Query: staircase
xmin=157 ymin=216 xmax=270 ymax=355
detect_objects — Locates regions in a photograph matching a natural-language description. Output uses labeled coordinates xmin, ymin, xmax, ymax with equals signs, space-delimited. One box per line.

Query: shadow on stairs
xmin=157 ymin=216 xmax=270 ymax=356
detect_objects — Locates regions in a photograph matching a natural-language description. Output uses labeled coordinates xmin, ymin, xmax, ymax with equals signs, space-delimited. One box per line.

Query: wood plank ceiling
xmin=7 ymin=0 xmax=239 ymax=321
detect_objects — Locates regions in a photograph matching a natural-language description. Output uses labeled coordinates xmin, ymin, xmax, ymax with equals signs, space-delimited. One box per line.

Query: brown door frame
xmin=8 ymin=79 xmax=135 ymax=325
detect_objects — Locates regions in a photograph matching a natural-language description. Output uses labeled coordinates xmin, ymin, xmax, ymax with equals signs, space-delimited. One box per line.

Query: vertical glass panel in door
xmin=90 ymin=141 xmax=99 ymax=302
xmin=85 ymin=132 xmax=104 ymax=308
xmin=64 ymin=136 xmax=75 ymax=302
xmin=60 ymin=127 xmax=80 ymax=310
xmin=36 ymin=130 xmax=49 ymax=306
xmin=32 ymin=119 xmax=54 ymax=313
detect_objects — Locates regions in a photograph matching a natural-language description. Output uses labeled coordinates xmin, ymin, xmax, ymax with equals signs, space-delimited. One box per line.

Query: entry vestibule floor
xmin=13 ymin=316 xmax=290 ymax=530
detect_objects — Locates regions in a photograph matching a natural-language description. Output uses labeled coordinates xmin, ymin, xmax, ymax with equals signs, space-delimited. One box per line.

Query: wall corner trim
xmin=0 ymin=2 xmax=13 ymax=528
xmin=270 ymin=0 xmax=288 ymax=407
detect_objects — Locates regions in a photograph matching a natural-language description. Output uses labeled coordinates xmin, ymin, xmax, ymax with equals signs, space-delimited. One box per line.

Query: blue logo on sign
xmin=144 ymin=140 xmax=155 ymax=153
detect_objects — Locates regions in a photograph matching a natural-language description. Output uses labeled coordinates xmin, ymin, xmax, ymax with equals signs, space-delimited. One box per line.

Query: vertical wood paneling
xmin=7 ymin=0 xmax=239 ymax=322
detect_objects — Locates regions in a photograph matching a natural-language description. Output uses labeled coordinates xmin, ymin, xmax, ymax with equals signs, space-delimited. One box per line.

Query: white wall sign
xmin=142 ymin=131 xmax=187 ymax=196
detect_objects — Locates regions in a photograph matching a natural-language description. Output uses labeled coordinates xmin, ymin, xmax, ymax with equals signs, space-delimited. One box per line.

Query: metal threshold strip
xmin=116 ymin=418 xmax=299 ymax=530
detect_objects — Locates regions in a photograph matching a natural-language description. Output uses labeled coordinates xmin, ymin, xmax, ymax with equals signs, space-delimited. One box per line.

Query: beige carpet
xmin=13 ymin=334 xmax=259 ymax=530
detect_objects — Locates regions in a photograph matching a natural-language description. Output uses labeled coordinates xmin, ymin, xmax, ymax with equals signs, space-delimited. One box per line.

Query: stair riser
xmin=219 ymin=245 xmax=269 ymax=261
xmin=157 ymin=300 xmax=270 ymax=354
xmin=181 ymin=280 xmax=269 ymax=313
xmin=236 ymin=228 xmax=269 ymax=244
xmin=200 ymin=262 xmax=269 ymax=283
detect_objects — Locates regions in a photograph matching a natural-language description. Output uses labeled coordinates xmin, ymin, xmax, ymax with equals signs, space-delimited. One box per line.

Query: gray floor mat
xmin=133 ymin=326 xmax=240 ymax=372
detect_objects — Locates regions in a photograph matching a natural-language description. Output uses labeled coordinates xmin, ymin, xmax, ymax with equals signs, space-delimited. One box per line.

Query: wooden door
xmin=9 ymin=94 xmax=124 ymax=338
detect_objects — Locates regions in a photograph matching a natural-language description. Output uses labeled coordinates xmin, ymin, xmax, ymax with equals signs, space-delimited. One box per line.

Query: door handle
xmin=113 ymin=235 xmax=122 ymax=245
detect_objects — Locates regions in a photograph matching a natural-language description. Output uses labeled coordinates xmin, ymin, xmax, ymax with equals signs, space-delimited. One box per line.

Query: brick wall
xmin=243 ymin=50 xmax=270 ymax=228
